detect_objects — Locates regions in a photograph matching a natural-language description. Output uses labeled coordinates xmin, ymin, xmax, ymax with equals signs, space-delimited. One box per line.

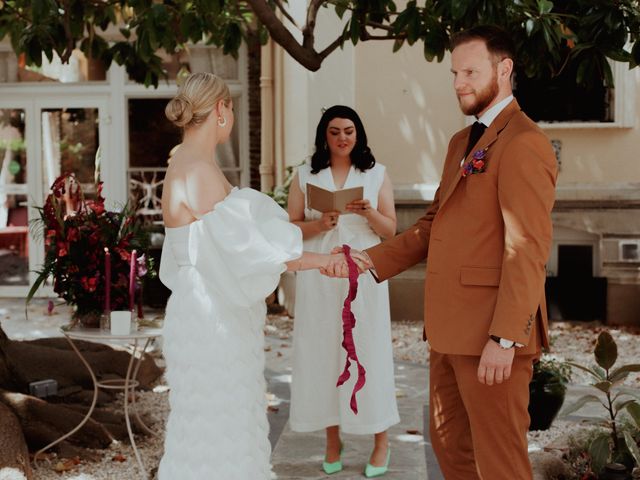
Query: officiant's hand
xmin=345 ymin=199 xmax=372 ymax=217
xmin=319 ymin=211 xmax=341 ymax=231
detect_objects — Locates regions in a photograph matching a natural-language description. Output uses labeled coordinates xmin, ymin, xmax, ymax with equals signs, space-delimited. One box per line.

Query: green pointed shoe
xmin=364 ymin=446 xmax=390 ymax=478
xmin=322 ymin=444 xmax=344 ymax=475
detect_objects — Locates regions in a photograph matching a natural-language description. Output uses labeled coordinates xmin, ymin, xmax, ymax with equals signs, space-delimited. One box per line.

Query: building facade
xmin=259 ymin=6 xmax=640 ymax=325
xmin=1 ymin=7 xmax=638 ymax=325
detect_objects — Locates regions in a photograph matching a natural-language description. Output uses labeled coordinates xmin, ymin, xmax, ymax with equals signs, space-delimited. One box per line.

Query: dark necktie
xmin=464 ymin=121 xmax=487 ymax=158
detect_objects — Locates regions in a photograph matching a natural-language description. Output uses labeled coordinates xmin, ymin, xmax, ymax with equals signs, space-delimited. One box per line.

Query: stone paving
xmin=264 ymin=335 xmax=433 ymax=480
xmin=2 ymin=298 xmax=638 ymax=480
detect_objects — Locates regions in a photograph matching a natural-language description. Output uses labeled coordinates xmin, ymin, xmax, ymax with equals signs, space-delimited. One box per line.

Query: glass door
xmin=0 ymin=96 xmax=110 ymax=297
xmin=0 ymin=105 xmax=30 ymax=295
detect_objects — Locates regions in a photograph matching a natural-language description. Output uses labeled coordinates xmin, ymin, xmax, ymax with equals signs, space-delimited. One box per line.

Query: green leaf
xmin=568 ymin=361 xmax=606 ymax=381
xmin=631 ymin=41 xmax=640 ymax=68
xmin=26 ymin=263 xmax=53 ymax=305
xmin=600 ymin=57 xmax=614 ymax=88
xmin=627 ymin=401 xmax=640 ymax=429
xmin=594 ymin=381 xmax=612 ymax=394
xmin=32 ymin=0 xmax=48 ymax=24
xmin=594 ymin=331 xmax=617 ymax=371
xmin=605 ymin=49 xmax=631 ymax=63
xmin=407 ymin=15 xmax=420 ymax=45
xmin=349 ymin=17 xmax=359 ymax=45
xmin=589 ymin=433 xmax=611 ymax=474
xmin=623 ymin=430 xmax=640 ymax=467
xmin=613 ymin=398 xmax=637 ymax=417
xmin=392 ymin=9 xmax=411 ymax=35
xmin=335 ymin=1 xmax=348 ymax=19
xmin=576 ymin=59 xmax=590 ymax=86
xmin=451 ymin=0 xmax=467 ymax=20
xmin=392 ymin=37 xmax=405 ymax=53
xmin=538 ymin=0 xmax=553 ymax=15
xmin=424 ymin=41 xmax=436 ymax=62
xmin=258 ymin=26 xmax=269 ymax=45
xmin=609 ymin=364 xmax=640 ymax=384
xmin=525 ymin=19 xmax=535 ymax=36
xmin=560 ymin=394 xmax=604 ymax=417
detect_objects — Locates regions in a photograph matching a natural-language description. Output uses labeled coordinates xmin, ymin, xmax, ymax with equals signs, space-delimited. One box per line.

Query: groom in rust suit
xmin=329 ymin=26 xmax=557 ymax=479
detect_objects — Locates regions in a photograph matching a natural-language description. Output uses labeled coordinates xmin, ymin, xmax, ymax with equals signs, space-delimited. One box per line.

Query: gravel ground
xmin=26 ymin=316 xmax=640 ymax=479
xmin=268 ymin=316 xmax=640 ymax=387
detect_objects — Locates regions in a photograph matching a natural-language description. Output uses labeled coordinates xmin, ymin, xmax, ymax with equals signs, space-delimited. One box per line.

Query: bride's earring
xmin=217 ymin=116 xmax=227 ymax=127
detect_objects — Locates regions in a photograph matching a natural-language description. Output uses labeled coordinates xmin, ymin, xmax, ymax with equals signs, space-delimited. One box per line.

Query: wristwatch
xmin=490 ymin=335 xmax=515 ymax=349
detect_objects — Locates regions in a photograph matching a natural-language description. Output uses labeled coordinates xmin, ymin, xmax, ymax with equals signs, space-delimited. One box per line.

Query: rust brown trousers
xmin=366 ymin=100 xmax=557 ymax=479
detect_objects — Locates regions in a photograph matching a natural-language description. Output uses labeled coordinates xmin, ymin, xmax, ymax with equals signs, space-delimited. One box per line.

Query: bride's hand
xmin=320 ymin=253 xmax=349 ymax=278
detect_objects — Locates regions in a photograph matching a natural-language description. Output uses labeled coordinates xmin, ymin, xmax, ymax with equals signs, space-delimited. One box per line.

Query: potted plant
xmin=27 ymin=173 xmax=154 ymax=327
xmin=528 ymin=354 xmax=572 ymax=431
xmin=561 ymin=331 xmax=640 ymax=477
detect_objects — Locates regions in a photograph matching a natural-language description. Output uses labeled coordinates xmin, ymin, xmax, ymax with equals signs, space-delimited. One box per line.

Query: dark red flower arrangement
xmin=27 ymin=173 xmax=154 ymax=323
xmin=462 ymin=148 xmax=488 ymax=177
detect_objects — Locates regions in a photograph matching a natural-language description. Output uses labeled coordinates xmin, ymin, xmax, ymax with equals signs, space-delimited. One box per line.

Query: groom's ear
xmin=498 ymin=57 xmax=513 ymax=81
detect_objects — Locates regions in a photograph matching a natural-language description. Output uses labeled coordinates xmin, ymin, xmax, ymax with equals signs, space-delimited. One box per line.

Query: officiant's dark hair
xmin=310 ymin=105 xmax=376 ymax=174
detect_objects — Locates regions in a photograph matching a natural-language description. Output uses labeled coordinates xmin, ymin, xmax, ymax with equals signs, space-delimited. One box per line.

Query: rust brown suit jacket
xmin=366 ymin=99 xmax=557 ymax=356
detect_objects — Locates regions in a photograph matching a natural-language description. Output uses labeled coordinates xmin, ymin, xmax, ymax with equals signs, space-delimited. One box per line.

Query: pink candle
xmin=104 ymin=247 xmax=111 ymax=312
xmin=137 ymin=282 xmax=144 ymax=320
xmin=129 ymin=249 xmax=137 ymax=311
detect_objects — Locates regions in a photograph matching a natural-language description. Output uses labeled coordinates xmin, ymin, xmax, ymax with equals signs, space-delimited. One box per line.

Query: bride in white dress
xmin=158 ymin=73 xmax=348 ymax=479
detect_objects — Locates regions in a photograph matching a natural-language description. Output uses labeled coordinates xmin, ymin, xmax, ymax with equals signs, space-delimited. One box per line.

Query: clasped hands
xmin=320 ymin=247 xmax=371 ymax=278
xmin=319 ymin=246 xmax=515 ymax=387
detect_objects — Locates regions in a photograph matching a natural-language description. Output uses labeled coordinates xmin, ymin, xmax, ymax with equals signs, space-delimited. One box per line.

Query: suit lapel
xmin=438 ymin=99 xmax=521 ymax=209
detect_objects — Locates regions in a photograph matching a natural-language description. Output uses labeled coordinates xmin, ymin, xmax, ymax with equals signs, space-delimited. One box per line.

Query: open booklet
xmin=307 ymin=183 xmax=364 ymax=213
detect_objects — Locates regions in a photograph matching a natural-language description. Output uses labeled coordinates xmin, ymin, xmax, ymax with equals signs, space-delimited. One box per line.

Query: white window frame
xmin=537 ymin=61 xmax=635 ymax=130
xmin=0 ymin=43 xmax=249 ymax=297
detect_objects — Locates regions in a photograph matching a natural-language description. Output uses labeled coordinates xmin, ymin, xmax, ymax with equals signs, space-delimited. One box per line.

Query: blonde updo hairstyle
xmin=165 ymin=73 xmax=231 ymax=129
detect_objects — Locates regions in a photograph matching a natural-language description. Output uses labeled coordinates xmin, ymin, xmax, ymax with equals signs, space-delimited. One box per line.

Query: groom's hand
xmin=330 ymin=247 xmax=372 ymax=273
xmin=477 ymin=339 xmax=515 ymax=386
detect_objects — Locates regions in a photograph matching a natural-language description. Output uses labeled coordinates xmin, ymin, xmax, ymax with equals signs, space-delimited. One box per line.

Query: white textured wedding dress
xmin=158 ymin=188 xmax=302 ymax=479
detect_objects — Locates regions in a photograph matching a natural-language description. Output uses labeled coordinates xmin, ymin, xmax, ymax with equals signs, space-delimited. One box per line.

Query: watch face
xmin=500 ymin=338 xmax=515 ymax=349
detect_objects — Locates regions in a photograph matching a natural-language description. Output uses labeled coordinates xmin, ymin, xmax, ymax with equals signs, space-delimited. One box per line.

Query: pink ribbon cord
xmin=336 ymin=244 xmax=366 ymax=414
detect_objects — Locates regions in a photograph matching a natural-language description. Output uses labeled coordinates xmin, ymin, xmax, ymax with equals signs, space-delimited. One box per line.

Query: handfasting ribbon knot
xmin=336 ymin=244 xmax=366 ymax=414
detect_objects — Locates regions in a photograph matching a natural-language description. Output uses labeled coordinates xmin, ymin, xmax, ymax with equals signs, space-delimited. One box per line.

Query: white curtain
xmin=0 ymin=125 xmax=21 ymax=228
xmin=42 ymin=111 xmax=61 ymax=190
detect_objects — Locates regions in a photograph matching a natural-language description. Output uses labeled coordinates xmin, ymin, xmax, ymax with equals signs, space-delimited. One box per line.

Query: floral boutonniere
xmin=462 ymin=148 xmax=488 ymax=177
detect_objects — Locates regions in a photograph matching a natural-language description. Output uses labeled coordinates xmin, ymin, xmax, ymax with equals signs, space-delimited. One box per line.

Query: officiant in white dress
xmin=159 ymin=74 xmax=350 ymax=480
xmin=288 ymin=105 xmax=400 ymax=478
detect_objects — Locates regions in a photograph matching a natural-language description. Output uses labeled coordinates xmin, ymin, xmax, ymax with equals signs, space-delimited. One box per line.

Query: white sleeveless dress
xmin=158 ymin=188 xmax=302 ymax=479
xmin=290 ymin=162 xmax=400 ymax=434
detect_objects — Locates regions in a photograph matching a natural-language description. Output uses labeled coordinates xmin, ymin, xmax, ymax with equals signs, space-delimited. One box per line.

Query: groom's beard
xmin=458 ymin=69 xmax=500 ymax=117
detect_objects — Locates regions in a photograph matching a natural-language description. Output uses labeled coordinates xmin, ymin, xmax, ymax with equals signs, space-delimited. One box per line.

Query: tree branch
xmin=273 ymin=0 xmax=300 ymax=29
xmin=318 ymin=35 xmax=344 ymax=60
xmin=303 ymin=0 xmax=324 ymax=50
xmin=361 ymin=34 xmax=406 ymax=40
xmin=245 ymin=0 xmax=322 ymax=70
xmin=365 ymin=21 xmax=395 ymax=32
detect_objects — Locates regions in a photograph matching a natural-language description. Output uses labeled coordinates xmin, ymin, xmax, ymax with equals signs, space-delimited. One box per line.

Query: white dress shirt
xmin=460 ymin=95 xmax=514 ymax=167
